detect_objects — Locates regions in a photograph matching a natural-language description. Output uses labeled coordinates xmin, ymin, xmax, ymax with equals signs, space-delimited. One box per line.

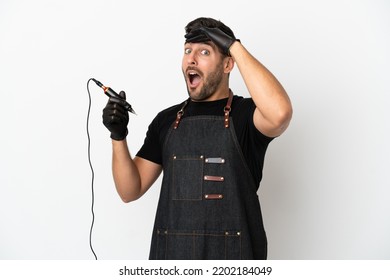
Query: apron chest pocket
xmin=171 ymin=155 xmax=204 ymax=200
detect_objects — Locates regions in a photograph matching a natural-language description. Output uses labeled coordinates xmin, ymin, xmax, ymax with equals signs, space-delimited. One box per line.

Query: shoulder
xmin=156 ymin=100 xmax=186 ymax=119
xmin=137 ymin=100 xmax=186 ymax=165
xmin=231 ymin=95 xmax=254 ymax=111
xmin=231 ymin=95 xmax=274 ymax=142
xmin=231 ymin=95 xmax=256 ymax=120
xmin=149 ymin=100 xmax=187 ymax=128
xmin=158 ymin=101 xmax=185 ymax=115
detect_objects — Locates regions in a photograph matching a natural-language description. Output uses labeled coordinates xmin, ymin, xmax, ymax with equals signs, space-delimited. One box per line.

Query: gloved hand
xmin=102 ymin=91 xmax=129 ymax=141
xmin=185 ymin=27 xmax=239 ymax=56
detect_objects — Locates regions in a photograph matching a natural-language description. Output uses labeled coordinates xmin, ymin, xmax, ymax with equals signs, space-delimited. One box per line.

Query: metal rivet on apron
xmin=173 ymin=155 xmax=176 ymax=160
xmin=200 ymin=155 xmax=204 ymax=159
xmin=225 ymin=231 xmax=229 ymax=235
xmin=237 ymin=232 xmax=241 ymax=236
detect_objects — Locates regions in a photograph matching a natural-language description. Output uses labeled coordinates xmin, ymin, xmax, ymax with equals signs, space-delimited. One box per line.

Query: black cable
xmin=86 ymin=78 xmax=98 ymax=260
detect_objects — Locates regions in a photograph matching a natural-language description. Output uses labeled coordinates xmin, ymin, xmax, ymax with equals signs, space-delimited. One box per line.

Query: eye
xmin=201 ymin=49 xmax=210 ymax=55
xmin=184 ymin=48 xmax=192 ymax=54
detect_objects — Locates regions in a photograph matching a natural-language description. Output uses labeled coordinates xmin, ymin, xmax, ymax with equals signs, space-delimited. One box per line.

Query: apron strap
xmin=173 ymin=99 xmax=189 ymax=129
xmin=173 ymin=90 xmax=234 ymax=129
xmin=224 ymin=90 xmax=233 ymax=128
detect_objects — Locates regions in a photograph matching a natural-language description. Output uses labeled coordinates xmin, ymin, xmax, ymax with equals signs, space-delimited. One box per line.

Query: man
xmin=102 ymin=17 xmax=292 ymax=260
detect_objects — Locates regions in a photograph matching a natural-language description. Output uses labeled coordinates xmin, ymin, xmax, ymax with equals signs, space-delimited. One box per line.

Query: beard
xmin=185 ymin=63 xmax=224 ymax=101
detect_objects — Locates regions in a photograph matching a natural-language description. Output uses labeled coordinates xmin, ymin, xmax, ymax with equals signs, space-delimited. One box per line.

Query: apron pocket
xmin=171 ymin=155 xmax=204 ymax=200
xmin=156 ymin=229 xmax=241 ymax=260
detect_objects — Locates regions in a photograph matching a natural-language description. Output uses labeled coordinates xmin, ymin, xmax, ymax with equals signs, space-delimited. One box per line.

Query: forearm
xmin=230 ymin=42 xmax=292 ymax=134
xmin=112 ymin=139 xmax=142 ymax=202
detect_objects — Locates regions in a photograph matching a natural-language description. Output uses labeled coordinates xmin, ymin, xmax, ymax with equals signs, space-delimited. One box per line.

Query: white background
xmin=0 ymin=0 xmax=389 ymax=260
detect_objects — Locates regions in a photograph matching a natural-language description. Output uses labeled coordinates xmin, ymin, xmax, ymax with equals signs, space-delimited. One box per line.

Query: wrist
xmin=228 ymin=40 xmax=242 ymax=57
xmin=110 ymin=128 xmax=128 ymax=141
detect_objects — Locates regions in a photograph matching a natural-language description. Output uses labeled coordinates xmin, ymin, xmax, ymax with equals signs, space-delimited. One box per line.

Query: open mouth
xmin=187 ymin=70 xmax=202 ymax=88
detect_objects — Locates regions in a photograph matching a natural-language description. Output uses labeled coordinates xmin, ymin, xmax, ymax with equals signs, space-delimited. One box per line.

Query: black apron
xmin=149 ymin=91 xmax=267 ymax=259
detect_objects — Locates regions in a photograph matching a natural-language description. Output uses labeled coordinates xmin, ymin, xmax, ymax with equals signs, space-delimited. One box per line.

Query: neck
xmin=191 ymin=85 xmax=230 ymax=102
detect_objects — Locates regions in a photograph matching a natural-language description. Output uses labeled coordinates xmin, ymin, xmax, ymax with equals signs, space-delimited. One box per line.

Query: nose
xmin=186 ymin=52 xmax=197 ymax=66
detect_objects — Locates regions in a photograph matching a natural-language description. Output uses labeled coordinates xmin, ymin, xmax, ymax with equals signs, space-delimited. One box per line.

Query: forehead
xmin=184 ymin=41 xmax=218 ymax=50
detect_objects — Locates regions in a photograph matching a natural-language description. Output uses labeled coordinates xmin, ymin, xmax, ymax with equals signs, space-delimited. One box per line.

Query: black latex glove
xmin=185 ymin=27 xmax=239 ymax=56
xmin=102 ymin=91 xmax=129 ymax=141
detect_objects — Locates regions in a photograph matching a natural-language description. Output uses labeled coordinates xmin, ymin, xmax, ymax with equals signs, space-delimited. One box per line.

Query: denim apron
xmin=149 ymin=91 xmax=267 ymax=259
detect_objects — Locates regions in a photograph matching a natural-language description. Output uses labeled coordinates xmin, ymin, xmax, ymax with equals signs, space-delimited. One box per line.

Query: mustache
xmin=185 ymin=66 xmax=204 ymax=76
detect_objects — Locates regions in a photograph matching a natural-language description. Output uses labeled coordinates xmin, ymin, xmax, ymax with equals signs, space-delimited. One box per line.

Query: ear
xmin=223 ymin=56 xmax=234 ymax=74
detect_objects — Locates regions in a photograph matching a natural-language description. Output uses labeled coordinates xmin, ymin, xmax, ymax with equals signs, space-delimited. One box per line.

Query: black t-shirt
xmin=136 ymin=95 xmax=273 ymax=188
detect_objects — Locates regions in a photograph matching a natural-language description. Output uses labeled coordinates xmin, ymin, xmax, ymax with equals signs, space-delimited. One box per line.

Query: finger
xmin=119 ymin=90 xmax=126 ymax=100
xmin=103 ymin=111 xmax=128 ymax=126
xmin=185 ymin=29 xmax=209 ymax=43
xmin=104 ymin=102 xmax=127 ymax=115
xmin=186 ymin=33 xmax=209 ymax=43
xmin=103 ymin=107 xmax=127 ymax=118
xmin=185 ymin=28 xmax=202 ymax=39
xmin=108 ymin=96 xmax=129 ymax=110
xmin=105 ymin=115 xmax=122 ymax=124
xmin=103 ymin=103 xmax=129 ymax=121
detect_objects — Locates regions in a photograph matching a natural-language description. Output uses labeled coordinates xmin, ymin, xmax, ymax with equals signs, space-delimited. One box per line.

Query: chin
xmin=187 ymin=89 xmax=201 ymax=100
xmin=187 ymin=84 xmax=213 ymax=101
xmin=192 ymin=93 xmax=213 ymax=102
